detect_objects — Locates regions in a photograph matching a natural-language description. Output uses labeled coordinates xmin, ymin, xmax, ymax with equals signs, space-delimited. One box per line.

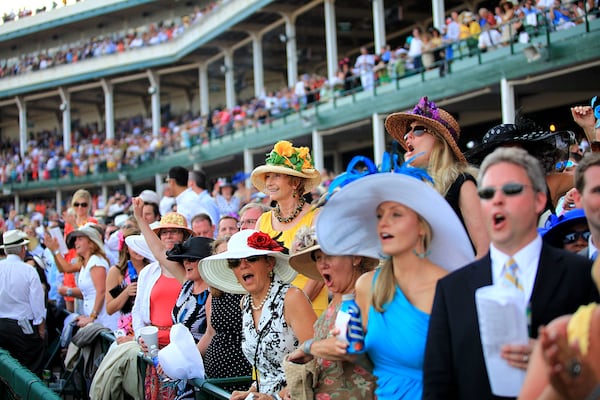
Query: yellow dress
xmin=257 ymin=209 xmax=328 ymax=316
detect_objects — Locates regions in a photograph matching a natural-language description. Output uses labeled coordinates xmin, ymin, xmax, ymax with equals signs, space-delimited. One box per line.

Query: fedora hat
xmin=151 ymin=212 xmax=193 ymax=236
xmin=1 ymin=230 xmax=29 ymax=249
xmin=251 ymin=141 xmax=321 ymax=194
xmin=540 ymin=208 xmax=588 ymax=248
xmin=158 ymin=324 xmax=205 ymax=380
xmin=66 ymin=224 xmax=105 ymax=251
xmin=289 ymin=226 xmax=379 ymax=281
xmin=385 ymin=97 xmax=466 ymax=163
xmin=465 ymin=117 xmax=574 ymax=167
xmin=124 ymin=235 xmax=156 ymax=263
xmin=199 ymin=230 xmax=297 ymax=294
xmin=166 ymin=236 xmax=214 ymax=262
xmin=316 ymin=173 xmax=475 ymax=273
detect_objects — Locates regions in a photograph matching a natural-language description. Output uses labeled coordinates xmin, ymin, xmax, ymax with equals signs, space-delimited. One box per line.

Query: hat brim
xmin=385 ymin=111 xmax=466 ymax=163
xmin=541 ymin=209 xmax=588 ymax=248
xmin=200 ymin=251 xmax=297 ymax=294
xmin=125 ymin=235 xmax=156 ymax=263
xmin=151 ymin=224 xmax=194 ymax=236
xmin=66 ymin=230 xmax=105 ymax=252
xmin=289 ymin=244 xmax=380 ymax=281
xmin=251 ymin=165 xmax=321 ymax=194
xmin=158 ymin=324 xmax=205 ymax=380
xmin=0 ymin=238 xmax=29 ymax=249
xmin=316 ymin=174 xmax=475 ymax=273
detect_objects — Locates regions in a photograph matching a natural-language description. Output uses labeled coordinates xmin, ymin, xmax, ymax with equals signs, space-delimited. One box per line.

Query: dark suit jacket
xmin=423 ymin=244 xmax=599 ymax=400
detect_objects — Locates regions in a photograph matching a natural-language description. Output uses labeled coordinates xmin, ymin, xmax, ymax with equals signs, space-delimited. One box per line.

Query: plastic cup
xmin=139 ymin=325 xmax=159 ymax=350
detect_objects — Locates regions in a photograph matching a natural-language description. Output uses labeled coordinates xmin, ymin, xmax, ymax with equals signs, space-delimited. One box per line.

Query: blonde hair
xmin=371 ymin=216 xmax=432 ymax=312
xmin=428 ymin=138 xmax=478 ymax=196
xmin=71 ymin=189 xmax=92 ymax=206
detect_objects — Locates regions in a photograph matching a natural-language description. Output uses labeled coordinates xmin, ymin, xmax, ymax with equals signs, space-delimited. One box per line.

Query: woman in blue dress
xmin=316 ymin=171 xmax=474 ymax=399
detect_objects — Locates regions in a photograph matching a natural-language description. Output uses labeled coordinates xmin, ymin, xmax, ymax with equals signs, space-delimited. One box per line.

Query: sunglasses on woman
xmin=227 ymin=255 xmax=265 ymax=268
xmin=403 ymin=125 xmax=428 ymax=141
xmin=563 ymin=230 xmax=591 ymax=245
xmin=477 ymin=183 xmax=529 ymax=200
xmin=73 ymin=202 xmax=88 ymax=208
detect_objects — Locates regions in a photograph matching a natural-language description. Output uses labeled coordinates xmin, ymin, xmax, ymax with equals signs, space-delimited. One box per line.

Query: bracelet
xmin=90 ymin=311 xmax=98 ymax=320
xmin=302 ymin=338 xmax=314 ymax=355
xmin=53 ymin=249 xmax=61 ymax=256
xmin=66 ymin=288 xmax=73 ymax=297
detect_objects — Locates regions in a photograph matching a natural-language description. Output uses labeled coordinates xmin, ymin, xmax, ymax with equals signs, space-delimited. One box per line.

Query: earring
xmin=292 ymin=190 xmax=298 ymax=198
xmin=269 ymin=270 xmax=274 ymax=278
xmin=412 ymin=248 xmax=431 ymax=259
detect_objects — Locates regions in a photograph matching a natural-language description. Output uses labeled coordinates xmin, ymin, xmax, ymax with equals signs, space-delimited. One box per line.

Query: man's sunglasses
xmin=477 ymin=183 xmax=529 ymax=200
xmin=227 ymin=255 xmax=264 ymax=268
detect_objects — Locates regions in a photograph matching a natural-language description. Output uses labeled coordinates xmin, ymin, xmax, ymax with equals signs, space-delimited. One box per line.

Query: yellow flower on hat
xmin=297 ymin=146 xmax=310 ymax=160
xmin=274 ymin=140 xmax=294 ymax=158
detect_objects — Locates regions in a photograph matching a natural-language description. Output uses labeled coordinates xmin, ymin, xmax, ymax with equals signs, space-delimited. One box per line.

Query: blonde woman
xmin=385 ymin=96 xmax=489 ymax=258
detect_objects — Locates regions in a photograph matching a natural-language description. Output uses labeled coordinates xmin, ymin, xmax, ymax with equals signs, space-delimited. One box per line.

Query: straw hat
xmin=1 ymin=230 xmax=29 ymax=249
xmin=251 ymin=141 xmax=322 ymax=194
xmin=158 ymin=324 xmax=205 ymax=380
xmin=199 ymin=230 xmax=297 ymax=294
xmin=151 ymin=212 xmax=193 ymax=236
xmin=316 ymin=173 xmax=475 ymax=273
xmin=289 ymin=226 xmax=379 ymax=281
xmin=66 ymin=224 xmax=105 ymax=251
xmin=385 ymin=96 xmax=465 ymax=163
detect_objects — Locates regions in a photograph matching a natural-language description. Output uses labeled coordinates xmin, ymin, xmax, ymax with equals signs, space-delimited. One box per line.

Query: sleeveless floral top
xmin=241 ymin=278 xmax=298 ymax=395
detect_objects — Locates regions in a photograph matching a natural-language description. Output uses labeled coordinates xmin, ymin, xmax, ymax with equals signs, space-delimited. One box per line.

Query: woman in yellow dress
xmin=251 ymin=140 xmax=328 ymax=316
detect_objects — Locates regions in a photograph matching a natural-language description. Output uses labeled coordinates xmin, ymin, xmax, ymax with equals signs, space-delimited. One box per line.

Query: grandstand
xmin=0 ymin=0 xmax=598 ymax=213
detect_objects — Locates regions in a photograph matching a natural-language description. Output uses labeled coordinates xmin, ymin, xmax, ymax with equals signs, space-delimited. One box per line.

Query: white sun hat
xmin=158 ymin=324 xmax=205 ymax=380
xmin=199 ymin=229 xmax=296 ymax=294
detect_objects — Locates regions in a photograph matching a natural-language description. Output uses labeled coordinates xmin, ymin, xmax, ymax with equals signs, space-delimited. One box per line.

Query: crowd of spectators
xmin=1 ymin=1 xmax=83 ymax=25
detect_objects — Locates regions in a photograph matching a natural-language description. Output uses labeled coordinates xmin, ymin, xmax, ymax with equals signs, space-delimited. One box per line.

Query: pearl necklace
xmin=274 ymin=198 xmax=306 ymax=224
xmin=250 ymin=279 xmax=274 ymax=311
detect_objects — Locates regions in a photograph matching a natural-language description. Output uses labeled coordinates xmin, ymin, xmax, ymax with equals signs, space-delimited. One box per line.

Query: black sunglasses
xmin=73 ymin=202 xmax=88 ymax=208
xmin=403 ymin=125 xmax=428 ymax=141
xmin=563 ymin=230 xmax=591 ymax=245
xmin=477 ymin=183 xmax=529 ymax=200
xmin=227 ymin=255 xmax=264 ymax=268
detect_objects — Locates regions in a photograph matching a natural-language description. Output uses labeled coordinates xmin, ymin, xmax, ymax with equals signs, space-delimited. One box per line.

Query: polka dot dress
xmin=204 ymin=292 xmax=252 ymax=392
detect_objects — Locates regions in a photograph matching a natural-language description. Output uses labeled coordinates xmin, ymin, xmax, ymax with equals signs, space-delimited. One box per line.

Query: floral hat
xmin=385 ymin=96 xmax=466 ymax=163
xmin=151 ymin=212 xmax=193 ymax=237
xmin=199 ymin=230 xmax=297 ymax=294
xmin=251 ymin=140 xmax=322 ymax=194
xmin=289 ymin=226 xmax=379 ymax=281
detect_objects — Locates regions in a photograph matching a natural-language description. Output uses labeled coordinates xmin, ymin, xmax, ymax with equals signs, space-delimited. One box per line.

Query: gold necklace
xmin=274 ymin=198 xmax=305 ymax=223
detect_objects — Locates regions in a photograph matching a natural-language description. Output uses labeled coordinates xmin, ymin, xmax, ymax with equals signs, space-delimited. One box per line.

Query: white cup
xmin=139 ymin=325 xmax=159 ymax=350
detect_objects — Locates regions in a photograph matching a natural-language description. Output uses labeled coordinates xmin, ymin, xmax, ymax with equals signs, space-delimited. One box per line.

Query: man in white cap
xmin=0 ymin=230 xmax=46 ymax=375
xmin=139 ymin=189 xmax=161 ymax=224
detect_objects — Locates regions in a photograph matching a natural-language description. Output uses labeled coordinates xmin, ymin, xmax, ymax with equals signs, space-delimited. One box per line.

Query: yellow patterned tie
xmin=503 ymin=257 xmax=523 ymax=292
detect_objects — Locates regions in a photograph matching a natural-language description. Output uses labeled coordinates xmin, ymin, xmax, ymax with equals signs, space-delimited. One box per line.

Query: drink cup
xmin=139 ymin=325 xmax=159 ymax=351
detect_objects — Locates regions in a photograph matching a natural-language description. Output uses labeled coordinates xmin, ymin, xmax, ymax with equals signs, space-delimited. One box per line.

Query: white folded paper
xmin=475 ymin=285 xmax=529 ymax=397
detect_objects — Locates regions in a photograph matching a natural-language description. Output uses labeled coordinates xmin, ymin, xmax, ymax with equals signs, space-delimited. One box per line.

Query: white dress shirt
xmin=176 ymin=187 xmax=210 ymax=226
xmin=0 ymin=254 xmax=46 ymax=324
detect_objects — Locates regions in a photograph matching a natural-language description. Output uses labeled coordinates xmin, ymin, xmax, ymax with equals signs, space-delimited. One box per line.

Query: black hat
xmin=166 ymin=236 xmax=214 ymax=261
xmin=168 ymin=166 xmax=189 ymax=187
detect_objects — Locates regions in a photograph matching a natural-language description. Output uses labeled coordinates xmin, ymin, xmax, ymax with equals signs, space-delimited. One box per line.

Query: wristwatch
xmin=53 ymin=249 xmax=61 ymax=256
xmin=302 ymin=339 xmax=314 ymax=355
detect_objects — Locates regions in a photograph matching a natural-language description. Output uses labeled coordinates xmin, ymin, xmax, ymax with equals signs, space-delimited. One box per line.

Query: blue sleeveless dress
xmin=364 ymin=269 xmax=430 ymax=399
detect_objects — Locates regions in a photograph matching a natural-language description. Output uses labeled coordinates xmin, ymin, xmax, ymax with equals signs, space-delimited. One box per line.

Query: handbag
xmin=282 ymin=354 xmax=319 ymax=400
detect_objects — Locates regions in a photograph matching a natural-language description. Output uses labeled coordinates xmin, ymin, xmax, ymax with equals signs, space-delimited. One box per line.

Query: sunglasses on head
xmin=73 ymin=202 xmax=88 ymax=208
xmin=403 ymin=125 xmax=428 ymax=141
xmin=563 ymin=230 xmax=591 ymax=245
xmin=477 ymin=183 xmax=529 ymax=200
xmin=227 ymin=255 xmax=264 ymax=268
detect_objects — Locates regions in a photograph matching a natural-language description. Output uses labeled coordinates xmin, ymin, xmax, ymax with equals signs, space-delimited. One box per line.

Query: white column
xmin=101 ymin=185 xmax=108 ymax=209
xmin=372 ymin=113 xmax=386 ymax=167
xmin=224 ymin=51 xmax=236 ymax=110
xmin=312 ymin=129 xmax=324 ymax=172
xmin=252 ymin=33 xmax=265 ymax=98
xmin=15 ymin=96 xmax=27 ymax=159
xmin=14 ymin=194 xmax=19 ymax=214
xmin=125 ymin=182 xmax=133 ymax=197
xmin=58 ymin=87 xmax=72 ymax=152
xmin=372 ymin=0 xmax=386 ymax=51
xmin=147 ymin=69 xmax=161 ymax=137
xmin=500 ymin=78 xmax=515 ymax=124
xmin=431 ymin=0 xmax=446 ymax=31
xmin=199 ymin=64 xmax=209 ymax=117
xmin=154 ymin=174 xmax=163 ymax=196
xmin=333 ymin=152 xmax=342 ymax=174
xmin=324 ymin=0 xmax=338 ymax=83
xmin=284 ymin=15 xmax=298 ymax=88
xmin=243 ymin=148 xmax=254 ymax=189
xmin=100 ymin=79 xmax=115 ymax=142
xmin=56 ymin=191 xmax=62 ymax=213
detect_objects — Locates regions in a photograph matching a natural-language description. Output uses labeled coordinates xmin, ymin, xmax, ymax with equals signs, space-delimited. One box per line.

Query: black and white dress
xmin=172 ymin=280 xmax=208 ymax=341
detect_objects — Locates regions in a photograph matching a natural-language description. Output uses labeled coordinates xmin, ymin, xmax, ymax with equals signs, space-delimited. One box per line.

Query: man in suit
xmin=423 ymin=147 xmax=598 ymax=400
xmin=574 ymin=152 xmax=600 ymax=260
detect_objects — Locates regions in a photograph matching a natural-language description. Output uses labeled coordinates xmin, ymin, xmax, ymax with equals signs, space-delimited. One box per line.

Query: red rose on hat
xmin=247 ymin=232 xmax=284 ymax=252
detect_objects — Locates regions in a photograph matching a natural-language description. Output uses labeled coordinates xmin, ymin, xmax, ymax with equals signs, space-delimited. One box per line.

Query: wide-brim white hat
xmin=199 ymin=229 xmax=297 ymax=294
xmin=316 ymin=173 xmax=475 ymax=273
xmin=158 ymin=324 xmax=205 ymax=380
xmin=124 ymin=235 xmax=156 ymax=263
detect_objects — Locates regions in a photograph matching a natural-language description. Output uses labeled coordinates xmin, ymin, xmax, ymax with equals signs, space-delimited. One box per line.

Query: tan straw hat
xmin=385 ymin=96 xmax=466 ymax=162
xmin=151 ymin=212 xmax=193 ymax=236
xmin=251 ymin=141 xmax=321 ymax=194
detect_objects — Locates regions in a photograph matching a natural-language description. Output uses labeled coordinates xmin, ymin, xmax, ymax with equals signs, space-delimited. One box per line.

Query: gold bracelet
xmin=90 ymin=311 xmax=98 ymax=320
